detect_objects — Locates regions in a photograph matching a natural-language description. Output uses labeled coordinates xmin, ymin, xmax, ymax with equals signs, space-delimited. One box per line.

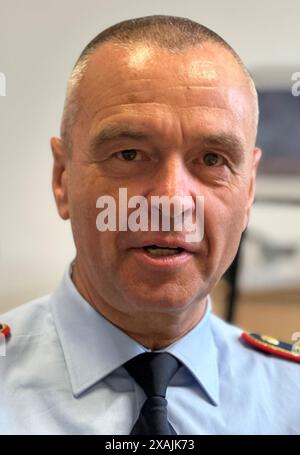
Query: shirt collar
xmin=50 ymin=264 xmax=219 ymax=405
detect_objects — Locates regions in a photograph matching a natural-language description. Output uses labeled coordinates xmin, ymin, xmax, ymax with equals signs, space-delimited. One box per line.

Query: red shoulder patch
xmin=0 ymin=323 xmax=11 ymax=338
xmin=241 ymin=332 xmax=300 ymax=363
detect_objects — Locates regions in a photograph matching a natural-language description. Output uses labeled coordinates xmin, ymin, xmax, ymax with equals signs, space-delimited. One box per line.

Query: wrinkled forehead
xmin=78 ymin=41 xmax=251 ymax=102
xmin=74 ymin=42 xmax=257 ymax=144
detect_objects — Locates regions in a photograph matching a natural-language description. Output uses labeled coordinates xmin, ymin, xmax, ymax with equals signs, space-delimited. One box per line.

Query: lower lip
xmin=130 ymin=248 xmax=194 ymax=269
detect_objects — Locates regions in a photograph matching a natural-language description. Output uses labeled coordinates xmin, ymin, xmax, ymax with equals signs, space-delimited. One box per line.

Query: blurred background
xmin=0 ymin=0 xmax=299 ymax=342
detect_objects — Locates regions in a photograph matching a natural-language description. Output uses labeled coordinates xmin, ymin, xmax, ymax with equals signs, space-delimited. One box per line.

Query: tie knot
xmin=124 ymin=352 xmax=181 ymax=398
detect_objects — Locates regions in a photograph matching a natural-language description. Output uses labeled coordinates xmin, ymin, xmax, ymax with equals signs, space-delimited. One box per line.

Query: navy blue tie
xmin=124 ymin=352 xmax=181 ymax=435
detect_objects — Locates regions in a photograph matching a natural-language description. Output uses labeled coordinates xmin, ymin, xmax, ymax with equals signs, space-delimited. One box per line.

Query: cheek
xmin=67 ymin=170 xmax=113 ymax=253
xmin=69 ymin=181 xmax=129 ymax=281
xmin=204 ymin=189 xmax=248 ymax=255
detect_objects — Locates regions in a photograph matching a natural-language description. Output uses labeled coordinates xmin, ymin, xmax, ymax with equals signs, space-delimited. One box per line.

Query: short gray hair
xmin=60 ymin=15 xmax=259 ymax=154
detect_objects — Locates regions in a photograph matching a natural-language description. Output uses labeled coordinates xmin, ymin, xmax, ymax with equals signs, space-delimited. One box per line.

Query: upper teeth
xmin=145 ymin=246 xmax=182 ymax=256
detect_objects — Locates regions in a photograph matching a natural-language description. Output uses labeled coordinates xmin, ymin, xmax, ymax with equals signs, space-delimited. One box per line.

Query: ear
xmin=51 ymin=136 xmax=70 ymax=220
xmin=242 ymin=147 xmax=262 ymax=231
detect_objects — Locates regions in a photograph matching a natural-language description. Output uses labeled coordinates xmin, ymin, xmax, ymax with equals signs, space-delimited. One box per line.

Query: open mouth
xmin=143 ymin=245 xmax=185 ymax=257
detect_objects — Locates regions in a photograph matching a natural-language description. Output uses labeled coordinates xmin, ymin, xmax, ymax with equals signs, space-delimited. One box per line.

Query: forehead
xmin=75 ymin=42 xmax=254 ymax=144
xmin=80 ymin=41 xmax=247 ymax=97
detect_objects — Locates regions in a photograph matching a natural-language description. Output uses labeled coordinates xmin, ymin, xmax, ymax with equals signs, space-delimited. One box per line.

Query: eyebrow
xmin=89 ymin=123 xmax=150 ymax=156
xmin=201 ymin=133 xmax=245 ymax=155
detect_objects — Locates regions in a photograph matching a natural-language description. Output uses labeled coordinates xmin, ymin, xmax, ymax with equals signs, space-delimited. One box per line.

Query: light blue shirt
xmin=0 ymin=264 xmax=299 ymax=435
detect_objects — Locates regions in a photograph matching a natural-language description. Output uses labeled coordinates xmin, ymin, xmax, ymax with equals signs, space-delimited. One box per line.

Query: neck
xmin=71 ymin=261 xmax=208 ymax=350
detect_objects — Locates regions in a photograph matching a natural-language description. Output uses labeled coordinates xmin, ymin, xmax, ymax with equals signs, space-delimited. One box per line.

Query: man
xmin=0 ymin=15 xmax=299 ymax=435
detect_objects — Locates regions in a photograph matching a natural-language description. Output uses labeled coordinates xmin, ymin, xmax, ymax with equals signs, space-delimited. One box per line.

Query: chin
xmin=122 ymin=282 xmax=204 ymax=314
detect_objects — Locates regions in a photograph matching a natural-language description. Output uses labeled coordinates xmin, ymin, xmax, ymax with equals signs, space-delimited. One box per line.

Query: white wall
xmin=1 ymin=0 xmax=299 ymax=312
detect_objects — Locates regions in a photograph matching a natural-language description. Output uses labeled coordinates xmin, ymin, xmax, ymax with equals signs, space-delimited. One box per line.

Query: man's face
xmin=52 ymin=42 xmax=261 ymax=317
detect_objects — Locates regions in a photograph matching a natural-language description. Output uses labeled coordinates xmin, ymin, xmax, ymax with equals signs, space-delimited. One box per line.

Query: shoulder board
xmin=241 ymin=332 xmax=300 ymax=363
xmin=0 ymin=323 xmax=11 ymax=338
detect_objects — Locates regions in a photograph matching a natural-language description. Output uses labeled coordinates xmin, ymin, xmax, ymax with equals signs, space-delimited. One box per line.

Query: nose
xmin=147 ymin=155 xmax=196 ymax=217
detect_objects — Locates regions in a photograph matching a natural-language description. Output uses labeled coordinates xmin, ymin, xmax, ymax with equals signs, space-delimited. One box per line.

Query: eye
xmin=115 ymin=150 xmax=142 ymax=161
xmin=203 ymin=152 xmax=224 ymax=167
